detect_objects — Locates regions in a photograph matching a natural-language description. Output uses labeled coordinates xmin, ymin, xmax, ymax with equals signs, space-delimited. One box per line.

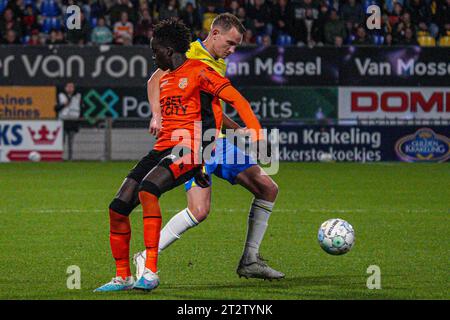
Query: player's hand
xmin=149 ymin=114 xmax=161 ymax=136
xmin=194 ymin=167 xmax=210 ymax=188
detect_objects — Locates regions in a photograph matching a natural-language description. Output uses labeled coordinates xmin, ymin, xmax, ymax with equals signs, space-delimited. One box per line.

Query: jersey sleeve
xmin=217 ymin=85 xmax=263 ymax=141
xmin=198 ymin=66 xmax=231 ymax=97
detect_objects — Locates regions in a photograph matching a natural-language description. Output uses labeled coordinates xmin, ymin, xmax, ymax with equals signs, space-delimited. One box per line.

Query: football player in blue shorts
xmin=134 ymin=13 xmax=284 ymax=280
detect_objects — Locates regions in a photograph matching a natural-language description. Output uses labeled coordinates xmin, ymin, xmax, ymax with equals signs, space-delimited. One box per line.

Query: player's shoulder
xmin=185 ymin=59 xmax=217 ymax=74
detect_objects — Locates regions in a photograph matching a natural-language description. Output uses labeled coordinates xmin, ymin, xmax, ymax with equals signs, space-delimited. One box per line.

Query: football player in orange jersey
xmin=95 ymin=18 xmax=265 ymax=292
xmin=134 ymin=13 xmax=284 ymax=281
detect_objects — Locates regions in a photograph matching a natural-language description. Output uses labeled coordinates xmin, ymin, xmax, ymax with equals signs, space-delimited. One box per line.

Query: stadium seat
xmin=0 ymin=0 xmax=8 ymax=14
xmin=22 ymin=35 xmax=30 ymax=44
xmin=256 ymin=35 xmax=263 ymax=45
xmin=41 ymin=18 xmax=52 ymax=34
xmin=40 ymin=0 xmax=61 ymax=17
xmin=373 ymin=34 xmax=384 ymax=45
xmin=51 ymin=17 xmax=61 ymax=31
xmin=438 ymin=36 xmax=450 ymax=47
xmin=363 ymin=0 xmax=380 ymax=11
xmin=417 ymin=35 xmax=436 ymax=47
xmin=276 ymin=34 xmax=293 ymax=46
xmin=90 ymin=17 xmax=98 ymax=28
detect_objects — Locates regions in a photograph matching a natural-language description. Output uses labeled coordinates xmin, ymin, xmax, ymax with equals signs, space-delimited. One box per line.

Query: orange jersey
xmin=153 ymin=59 xmax=230 ymax=152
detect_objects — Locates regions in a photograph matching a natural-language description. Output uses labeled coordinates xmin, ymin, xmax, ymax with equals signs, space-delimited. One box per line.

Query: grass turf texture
xmin=0 ymin=162 xmax=448 ymax=300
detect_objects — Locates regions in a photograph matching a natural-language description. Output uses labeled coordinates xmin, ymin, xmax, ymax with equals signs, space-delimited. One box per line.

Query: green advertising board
xmin=224 ymin=87 xmax=337 ymax=121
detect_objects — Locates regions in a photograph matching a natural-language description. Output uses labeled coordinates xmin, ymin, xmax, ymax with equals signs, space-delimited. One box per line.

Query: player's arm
xmin=217 ymin=85 xmax=262 ymax=142
xmin=222 ymin=108 xmax=254 ymax=137
xmin=222 ymin=113 xmax=240 ymax=129
xmin=147 ymin=68 xmax=168 ymax=136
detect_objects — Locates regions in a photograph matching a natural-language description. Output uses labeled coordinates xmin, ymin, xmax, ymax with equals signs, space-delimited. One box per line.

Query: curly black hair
xmin=153 ymin=18 xmax=192 ymax=54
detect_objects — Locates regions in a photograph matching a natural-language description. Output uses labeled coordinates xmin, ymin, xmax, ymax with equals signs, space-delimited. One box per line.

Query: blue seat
xmin=373 ymin=34 xmax=384 ymax=45
xmin=363 ymin=0 xmax=380 ymax=11
xmin=22 ymin=35 xmax=30 ymax=44
xmin=256 ymin=35 xmax=264 ymax=45
xmin=40 ymin=0 xmax=61 ymax=17
xmin=90 ymin=17 xmax=98 ymax=28
xmin=41 ymin=17 xmax=53 ymax=33
xmin=0 ymin=0 xmax=8 ymax=14
xmin=276 ymin=34 xmax=293 ymax=46
xmin=51 ymin=17 xmax=61 ymax=30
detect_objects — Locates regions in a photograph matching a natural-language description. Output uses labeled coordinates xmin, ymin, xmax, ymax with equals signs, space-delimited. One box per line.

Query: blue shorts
xmin=184 ymin=138 xmax=257 ymax=191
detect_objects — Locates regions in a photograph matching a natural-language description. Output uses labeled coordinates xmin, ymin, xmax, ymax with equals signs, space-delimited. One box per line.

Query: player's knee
xmin=259 ymin=179 xmax=279 ymax=202
xmin=109 ymin=198 xmax=134 ymax=216
xmin=189 ymin=204 xmax=210 ymax=222
xmin=139 ymin=180 xmax=162 ymax=198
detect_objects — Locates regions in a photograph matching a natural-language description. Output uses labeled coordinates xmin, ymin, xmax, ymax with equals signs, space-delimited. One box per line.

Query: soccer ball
xmin=318 ymin=152 xmax=333 ymax=162
xmin=28 ymin=151 xmax=41 ymax=162
xmin=318 ymin=218 xmax=355 ymax=255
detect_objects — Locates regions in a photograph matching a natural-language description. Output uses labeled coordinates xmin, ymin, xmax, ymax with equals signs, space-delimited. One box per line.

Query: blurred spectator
xmin=407 ymin=0 xmax=431 ymax=25
xmin=353 ymin=25 xmax=371 ymax=45
xmin=294 ymin=0 xmax=319 ymax=21
xmin=340 ymin=0 xmax=364 ymax=27
xmin=4 ymin=29 xmax=20 ymax=44
xmin=272 ymin=0 xmax=294 ymax=42
xmin=247 ymin=0 xmax=272 ymax=36
xmin=324 ymin=9 xmax=346 ymax=45
xmin=202 ymin=4 xmax=218 ymax=32
xmin=134 ymin=9 xmax=153 ymax=44
xmin=56 ymin=82 xmax=81 ymax=161
xmin=393 ymin=11 xmax=413 ymax=42
xmin=440 ymin=22 xmax=450 ymax=37
xmin=242 ymin=28 xmax=256 ymax=45
xmin=180 ymin=2 xmax=201 ymax=32
xmin=316 ymin=1 xmax=329 ymax=43
xmin=295 ymin=8 xmax=321 ymax=46
xmin=436 ymin=0 xmax=450 ymax=31
xmin=226 ymin=0 xmax=240 ymax=16
xmin=159 ymin=0 xmax=179 ymax=21
xmin=236 ymin=6 xmax=251 ymax=29
xmin=27 ymin=29 xmax=42 ymax=45
xmin=109 ymin=0 xmax=136 ymax=24
xmin=66 ymin=11 xmax=91 ymax=44
xmin=384 ymin=33 xmax=394 ymax=45
xmin=0 ymin=8 xmax=22 ymax=41
xmin=398 ymin=26 xmax=418 ymax=45
xmin=22 ymin=4 xmax=39 ymax=36
xmin=6 ymin=0 xmax=25 ymax=20
xmin=334 ymin=35 xmax=343 ymax=47
xmin=46 ymin=29 xmax=64 ymax=44
xmin=113 ymin=11 xmax=133 ymax=45
xmin=91 ymin=16 xmax=113 ymax=44
xmin=388 ymin=2 xmax=404 ymax=26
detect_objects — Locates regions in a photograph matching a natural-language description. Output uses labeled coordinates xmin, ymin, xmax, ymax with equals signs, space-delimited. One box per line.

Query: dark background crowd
xmin=0 ymin=0 xmax=449 ymax=47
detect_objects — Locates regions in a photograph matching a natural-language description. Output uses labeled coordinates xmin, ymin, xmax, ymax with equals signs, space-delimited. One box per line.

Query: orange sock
xmin=109 ymin=209 xmax=131 ymax=279
xmin=138 ymin=191 xmax=162 ymax=273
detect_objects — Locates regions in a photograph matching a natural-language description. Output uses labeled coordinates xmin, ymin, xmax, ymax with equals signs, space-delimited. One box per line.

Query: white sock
xmin=158 ymin=208 xmax=198 ymax=252
xmin=242 ymin=198 xmax=274 ymax=263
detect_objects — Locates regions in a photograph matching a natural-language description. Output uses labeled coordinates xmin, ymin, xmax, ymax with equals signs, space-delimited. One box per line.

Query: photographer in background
xmin=55 ymin=82 xmax=82 ymax=161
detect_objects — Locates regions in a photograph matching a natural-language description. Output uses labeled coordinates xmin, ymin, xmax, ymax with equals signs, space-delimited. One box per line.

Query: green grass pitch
xmin=0 ymin=162 xmax=448 ymax=300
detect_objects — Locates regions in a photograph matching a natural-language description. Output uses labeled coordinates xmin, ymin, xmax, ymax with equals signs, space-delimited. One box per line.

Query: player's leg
xmin=217 ymin=138 xmax=284 ymax=279
xmin=134 ymin=151 xmax=201 ymax=291
xmin=159 ymin=184 xmax=211 ymax=251
xmin=95 ymin=152 xmax=160 ymax=292
xmin=234 ymin=166 xmax=284 ymax=279
xmin=94 ymin=178 xmax=140 ymax=292
xmin=133 ymin=163 xmax=213 ymax=279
